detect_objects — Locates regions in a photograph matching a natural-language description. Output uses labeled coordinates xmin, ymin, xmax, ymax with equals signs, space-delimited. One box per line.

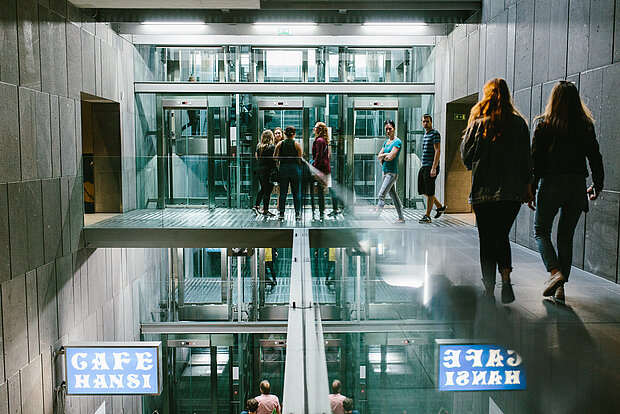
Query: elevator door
xmin=352 ymin=100 xmax=399 ymax=205
xmin=162 ymin=98 xmax=231 ymax=208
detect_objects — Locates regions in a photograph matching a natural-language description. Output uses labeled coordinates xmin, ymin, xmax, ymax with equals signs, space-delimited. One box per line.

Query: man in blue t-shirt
xmin=374 ymin=120 xmax=405 ymax=223
xmin=418 ymin=114 xmax=446 ymax=223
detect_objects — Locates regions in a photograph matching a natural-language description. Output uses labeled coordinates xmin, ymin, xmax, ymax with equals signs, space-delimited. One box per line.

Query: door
xmin=352 ymin=99 xmax=399 ymax=205
xmin=161 ymin=98 xmax=231 ymax=208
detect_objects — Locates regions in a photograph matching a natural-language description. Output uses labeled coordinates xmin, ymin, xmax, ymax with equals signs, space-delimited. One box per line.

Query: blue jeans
xmin=377 ymin=173 xmax=404 ymax=220
xmin=534 ymin=175 xmax=587 ymax=281
xmin=278 ymin=163 xmax=301 ymax=215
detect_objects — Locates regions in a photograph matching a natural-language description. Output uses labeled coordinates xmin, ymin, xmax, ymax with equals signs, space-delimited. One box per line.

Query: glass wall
xmin=134 ymin=46 xmax=435 ymax=83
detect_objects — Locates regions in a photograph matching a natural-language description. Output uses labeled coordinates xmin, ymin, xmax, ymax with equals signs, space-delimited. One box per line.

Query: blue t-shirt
xmin=382 ymin=137 xmax=402 ymax=173
xmin=422 ymin=129 xmax=441 ymax=167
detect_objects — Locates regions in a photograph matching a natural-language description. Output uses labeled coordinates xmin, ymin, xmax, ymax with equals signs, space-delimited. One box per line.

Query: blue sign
xmin=438 ymin=345 xmax=526 ymax=391
xmin=65 ymin=342 xmax=162 ymax=395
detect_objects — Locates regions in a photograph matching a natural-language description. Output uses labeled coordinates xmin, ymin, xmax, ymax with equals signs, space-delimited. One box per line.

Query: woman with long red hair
xmin=461 ymin=78 xmax=534 ymax=304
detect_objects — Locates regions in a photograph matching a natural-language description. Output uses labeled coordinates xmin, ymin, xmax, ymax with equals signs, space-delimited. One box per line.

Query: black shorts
xmin=418 ymin=165 xmax=439 ymax=196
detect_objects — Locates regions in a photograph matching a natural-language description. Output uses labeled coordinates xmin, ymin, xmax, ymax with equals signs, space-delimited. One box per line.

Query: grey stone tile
xmin=38 ymin=6 xmax=68 ymax=97
xmin=616 ymin=0 xmax=620 ymax=63
xmin=66 ymin=22 xmax=82 ymax=100
xmin=478 ymin=24 xmax=487 ymax=92
xmin=8 ymin=182 xmax=28 ymax=277
xmin=0 ymin=381 xmax=7 ymax=412
xmin=66 ymin=0 xmax=80 ymax=24
xmin=60 ymin=177 xmax=70 ymax=257
xmin=81 ymin=29 xmax=95 ymax=95
xmin=17 ymin=0 xmax=41 ymax=90
xmin=50 ymin=0 xmax=65 ymax=18
xmin=25 ymin=180 xmax=44 ymax=269
xmin=514 ymin=0 xmax=534 ymax=91
xmin=567 ymin=0 xmax=590 ymax=75
xmin=587 ymin=0 xmax=614 ymax=69
xmin=485 ymin=18 xmax=497 ymax=79
xmin=0 ymin=184 xmax=10 ymax=282
xmin=584 ymin=191 xmax=619 ymax=282
xmin=579 ymin=67 xmax=603 ymax=139
xmin=102 ymin=298 xmax=114 ymax=340
xmin=113 ymin=294 xmax=124 ymax=341
xmin=2 ymin=275 xmax=28 ymax=379
xmin=95 ymin=38 xmax=102 ymax=96
xmin=20 ymin=356 xmax=43 ymax=414
xmin=530 ymin=83 xmax=542 ymax=127
xmin=87 ymin=248 xmax=106 ymax=314
xmin=42 ymin=178 xmax=62 ymax=263
xmin=74 ymin=98 xmax=82 ymax=175
xmin=548 ymin=0 xmax=569 ymax=80
xmin=55 ymin=254 xmax=74 ymax=337
xmin=532 ymin=0 xmax=551 ymax=85
xmin=59 ymin=97 xmax=76 ymax=176
xmin=467 ymin=30 xmax=480 ymax=96
xmin=506 ymin=5 xmax=517 ymax=91
xmin=0 ymin=83 xmax=21 ymax=183
xmin=0 ymin=0 xmax=19 ymax=84
xmin=18 ymin=87 xmax=38 ymax=180
xmin=36 ymin=90 xmax=52 ymax=178
xmin=453 ymin=38 xmax=468 ymax=99
xmin=25 ymin=270 xmax=39 ymax=361
xmin=494 ymin=10 xmax=509 ymax=80
xmin=37 ymin=262 xmax=58 ymax=350
xmin=69 ymin=176 xmax=83 ymax=251
xmin=50 ymin=94 xmax=61 ymax=177
xmin=600 ymin=63 xmax=620 ymax=192
xmin=7 ymin=371 xmax=20 ymax=414
xmin=41 ymin=347 xmax=53 ymax=414
xmin=572 ymin=212 xmax=586 ymax=269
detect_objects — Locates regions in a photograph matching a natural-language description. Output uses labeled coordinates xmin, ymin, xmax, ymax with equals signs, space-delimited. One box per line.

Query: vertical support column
xmin=251 ymin=250 xmax=258 ymax=321
xmin=303 ymin=107 xmax=310 ymax=158
xmin=341 ymin=248 xmax=348 ymax=320
xmin=356 ymin=255 xmax=361 ymax=322
xmin=397 ymin=106 xmax=407 ymax=205
xmin=211 ymin=345 xmax=219 ymax=414
xmin=235 ymin=93 xmax=241 ymax=208
xmin=258 ymin=248 xmax=266 ymax=308
xmin=157 ymin=96 xmax=166 ymax=208
xmin=208 ymin=107 xmax=216 ymax=208
xmin=368 ymin=247 xmax=376 ymax=304
xmin=237 ymin=256 xmax=243 ymax=322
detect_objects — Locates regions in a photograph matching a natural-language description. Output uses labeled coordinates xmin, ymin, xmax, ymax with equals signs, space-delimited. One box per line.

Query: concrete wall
xmin=0 ymin=0 xmax=165 ymax=412
xmin=434 ymin=0 xmax=620 ymax=284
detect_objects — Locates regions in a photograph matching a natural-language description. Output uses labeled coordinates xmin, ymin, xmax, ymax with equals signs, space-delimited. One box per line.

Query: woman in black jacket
xmin=531 ymin=81 xmax=604 ymax=302
xmin=253 ymin=129 xmax=277 ymax=216
xmin=461 ymin=78 xmax=534 ymax=304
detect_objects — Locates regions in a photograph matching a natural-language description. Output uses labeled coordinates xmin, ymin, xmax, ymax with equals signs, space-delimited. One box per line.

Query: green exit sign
xmin=277 ymin=28 xmax=292 ymax=35
xmin=454 ymin=114 xmax=466 ymax=121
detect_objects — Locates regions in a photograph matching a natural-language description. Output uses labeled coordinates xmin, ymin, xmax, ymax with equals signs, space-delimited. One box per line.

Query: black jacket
xmin=461 ymin=114 xmax=532 ymax=205
xmin=531 ymin=120 xmax=604 ymax=193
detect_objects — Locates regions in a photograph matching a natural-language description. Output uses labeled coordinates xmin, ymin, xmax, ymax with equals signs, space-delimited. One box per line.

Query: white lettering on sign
xmin=136 ymin=352 xmax=153 ymax=370
xmin=456 ymin=371 xmax=469 ymax=386
xmin=486 ymin=349 xmax=504 ymax=367
xmin=127 ymin=374 xmax=140 ymax=389
xmin=92 ymin=353 xmax=110 ymax=370
xmin=444 ymin=371 xmax=454 ymax=386
xmin=109 ymin=374 xmax=124 ymax=388
xmin=443 ymin=350 xmax=461 ymax=368
xmin=504 ymin=370 xmax=521 ymax=385
xmin=113 ymin=352 xmax=131 ymax=370
xmin=93 ymin=375 xmax=109 ymax=388
xmin=465 ymin=349 xmax=484 ymax=367
xmin=75 ymin=375 xmax=90 ymax=388
xmin=506 ymin=350 xmax=522 ymax=367
xmin=472 ymin=371 xmax=487 ymax=385
xmin=488 ymin=371 xmax=502 ymax=385
xmin=71 ymin=353 xmax=87 ymax=370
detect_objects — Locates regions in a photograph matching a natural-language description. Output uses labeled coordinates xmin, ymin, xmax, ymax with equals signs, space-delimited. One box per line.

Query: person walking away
xmin=328 ymin=380 xmax=347 ymax=414
xmin=274 ymin=126 xmax=303 ymax=220
xmin=253 ymin=130 xmax=276 ymax=216
xmin=325 ymin=248 xmax=336 ymax=286
xmin=272 ymin=127 xmax=284 ymax=210
xmin=531 ymin=81 xmax=604 ymax=302
xmin=312 ymin=122 xmax=332 ymax=219
xmin=460 ymin=78 xmax=533 ymax=304
xmin=418 ymin=114 xmax=447 ymax=223
xmin=342 ymin=398 xmax=360 ymax=414
xmin=255 ymin=380 xmax=281 ymax=414
xmin=374 ymin=120 xmax=405 ymax=223
xmin=265 ymin=248 xmax=277 ymax=287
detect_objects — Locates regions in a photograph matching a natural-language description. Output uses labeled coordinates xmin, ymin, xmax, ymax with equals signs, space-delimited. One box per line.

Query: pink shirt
xmin=255 ymin=393 xmax=281 ymax=414
xmin=329 ymin=393 xmax=347 ymax=414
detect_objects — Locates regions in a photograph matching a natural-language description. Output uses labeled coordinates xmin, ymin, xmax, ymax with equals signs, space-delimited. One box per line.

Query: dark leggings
xmin=255 ymin=170 xmax=274 ymax=211
xmin=473 ymin=201 xmax=522 ymax=290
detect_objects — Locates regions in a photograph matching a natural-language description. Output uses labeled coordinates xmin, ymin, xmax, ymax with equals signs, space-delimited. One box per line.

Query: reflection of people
xmin=328 ymin=380 xmax=347 ymax=414
xmin=461 ymin=78 xmax=533 ymax=304
xmin=325 ymin=248 xmax=336 ymax=286
xmin=418 ymin=114 xmax=446 ymax=223
xmin=241 ymin=398 xmax=258 ymax=414
xmin=273 ymin=127 xmax=284 ymax=210
xmin=531 ymin=81 xmax=604 ymax=302
xmin=311 ymin=122 xmax=331 ymax=218
xmin=274 ymin=126 xmax=303 ymax=220
xmin=181 ymin=76 xmax=200 ymax=135
xmin=342 ymin=398 xmax=360 ymax=414
xmin=374 ymin=120 xmax=405 ymax=223
xmin=265 ymin=248 xmax=277 ymax=287
xmin=255 ymin=380 xmax=281 ymax=414
xmin=254 ymin=130 xmax=276 ymax=216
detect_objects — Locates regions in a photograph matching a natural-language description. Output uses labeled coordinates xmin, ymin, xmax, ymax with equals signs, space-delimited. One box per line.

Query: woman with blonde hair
xmin=311 ymin=122 xmax=332 ymax=218
xmin=461 ymin=78 xmax=533 ymax=304
xmin=531 ymin=81 xmax=604 ymax=302
xmin=253 ymin=129 xmax=277 ymax=216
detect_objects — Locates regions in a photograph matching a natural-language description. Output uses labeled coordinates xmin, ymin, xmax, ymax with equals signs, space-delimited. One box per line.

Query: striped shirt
xmin=422 ymin=129 xmax=441 ymax=167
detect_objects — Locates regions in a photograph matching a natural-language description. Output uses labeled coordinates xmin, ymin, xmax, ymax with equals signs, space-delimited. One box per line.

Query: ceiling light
xmin=253 ymin=22 xmax=317 ymax=26
xmin=141 ymin=21 xmax=206 ymax=25
xmin=363 ymin=22 xmax=427 ymax=26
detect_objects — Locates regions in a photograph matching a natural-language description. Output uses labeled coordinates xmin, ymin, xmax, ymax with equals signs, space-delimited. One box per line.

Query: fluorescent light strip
xmin=363 ymin=22 xmax=427 ymax=26
xmin=141 ymin=21 xmax=206 ymax=25
xmin=253 ymin=22 xmax=317 ymax=26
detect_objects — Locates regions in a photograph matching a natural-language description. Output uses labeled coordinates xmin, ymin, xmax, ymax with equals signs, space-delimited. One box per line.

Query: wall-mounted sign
xmin=438 ymin=345 xmax=525 ymax=391
xmin=454 ymin=114 xmax=467 ymax=121
xmin=65 ymin=342 xmax=162 ymax=395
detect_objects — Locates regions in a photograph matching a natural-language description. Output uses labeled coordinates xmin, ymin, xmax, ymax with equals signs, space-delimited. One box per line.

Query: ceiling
xmin=79 ymin=0 xmax=481 ymax=24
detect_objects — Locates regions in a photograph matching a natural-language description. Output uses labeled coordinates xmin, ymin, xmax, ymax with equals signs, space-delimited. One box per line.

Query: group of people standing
xmin=461 ymin=78 xmax=604 ymax=304
xmin=253 ymin=122 xmax=340 ymax=220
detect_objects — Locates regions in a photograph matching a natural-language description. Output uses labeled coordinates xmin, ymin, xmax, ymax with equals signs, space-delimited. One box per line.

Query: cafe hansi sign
xmin=65 ymin=342 xmax=162 ymax=395
xmin=438 ymin=344 xmax=526 ymax=391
